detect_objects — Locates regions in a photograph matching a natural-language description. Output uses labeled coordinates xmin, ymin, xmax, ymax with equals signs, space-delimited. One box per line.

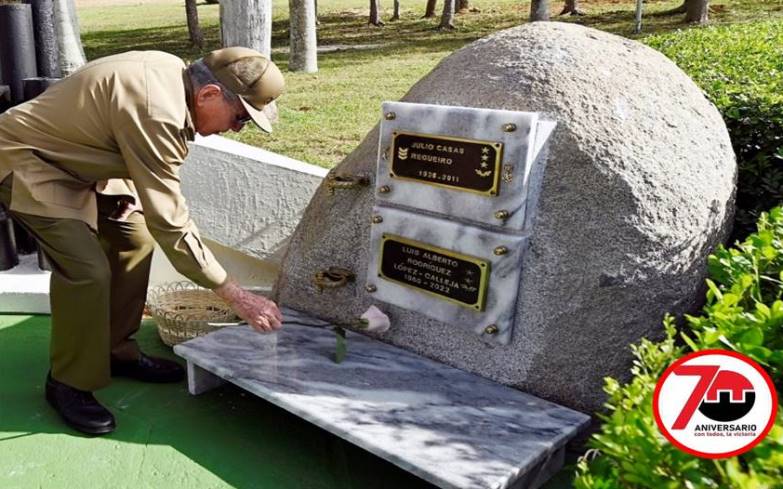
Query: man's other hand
xmin=214 ymin=278 xmax=283 ymax=333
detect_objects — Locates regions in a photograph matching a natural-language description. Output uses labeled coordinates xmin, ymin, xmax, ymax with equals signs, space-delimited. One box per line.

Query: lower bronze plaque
xmin=378 ymin=234 xmax=490 ymax=311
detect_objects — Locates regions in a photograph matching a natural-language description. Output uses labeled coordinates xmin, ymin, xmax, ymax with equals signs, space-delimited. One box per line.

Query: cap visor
xmin=239 ymin=97 xmax=273 ymax=133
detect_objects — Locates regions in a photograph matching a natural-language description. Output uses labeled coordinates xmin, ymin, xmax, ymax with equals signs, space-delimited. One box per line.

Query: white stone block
xmin=182 ymin=135 xmax=328 ymax=261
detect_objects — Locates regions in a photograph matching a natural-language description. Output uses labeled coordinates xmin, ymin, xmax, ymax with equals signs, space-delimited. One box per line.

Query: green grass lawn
xmin=76 ymin=0 xmax=783 ymax=167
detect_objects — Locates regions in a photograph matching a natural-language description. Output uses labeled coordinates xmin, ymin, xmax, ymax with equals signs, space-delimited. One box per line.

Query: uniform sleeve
xmin=114 ymin=118 xmax=228 ymax=289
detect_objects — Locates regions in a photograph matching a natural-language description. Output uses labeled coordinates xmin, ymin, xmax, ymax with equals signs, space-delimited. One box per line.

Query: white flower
xmin=358 ymin=305 xmax=391 ymax=333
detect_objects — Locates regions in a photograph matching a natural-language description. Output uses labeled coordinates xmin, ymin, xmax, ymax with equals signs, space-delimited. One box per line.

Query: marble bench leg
xmin=186 ymin=361 xmax=227 ymax=395
xmin=508 ymin=447 xmax=565 ymax=489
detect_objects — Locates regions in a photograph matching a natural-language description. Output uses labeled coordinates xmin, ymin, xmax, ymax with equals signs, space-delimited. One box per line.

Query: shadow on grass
xmin=0 ymin=316 xmax=435 ymax=489
xmin=82 ymin=21 xmax=504 ymax=73
xmin=81 ymin=0 xmax=783 ymax=63
xmin=82 ymin=8 xmax=522 ymax=62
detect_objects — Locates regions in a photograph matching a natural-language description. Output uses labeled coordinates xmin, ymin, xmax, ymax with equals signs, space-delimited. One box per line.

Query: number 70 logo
xmin=653 ymin=350 xmax=777 ymax=458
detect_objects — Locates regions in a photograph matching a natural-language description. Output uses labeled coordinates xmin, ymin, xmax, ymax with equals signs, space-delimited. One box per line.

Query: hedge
xmin=645 ymin=21 xmax=783 ymax=243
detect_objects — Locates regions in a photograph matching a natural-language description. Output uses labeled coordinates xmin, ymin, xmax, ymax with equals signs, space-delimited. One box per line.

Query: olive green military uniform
xmin=0 ymin=51 xmax=228 ymax=391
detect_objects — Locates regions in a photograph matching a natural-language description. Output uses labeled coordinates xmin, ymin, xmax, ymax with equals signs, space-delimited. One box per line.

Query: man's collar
xmin=182 ymin=69 xmax=196 ymax=141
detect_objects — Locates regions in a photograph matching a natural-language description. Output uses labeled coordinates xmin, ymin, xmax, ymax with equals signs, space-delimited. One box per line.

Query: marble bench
xmin=173 ymin=308 xmax=590 ymax=489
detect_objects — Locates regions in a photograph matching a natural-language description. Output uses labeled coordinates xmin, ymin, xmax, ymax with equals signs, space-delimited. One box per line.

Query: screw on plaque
xmin=494 ymin=210 xmax=510 ymax=220
xmin=378 ymin=185 xmax=391 ymax=194
xmin=484 ymin=324 xmax=499 ymax=335
xmin=493 ymin=246 xmax=508 ymax=256
xmin=502 ymin=123 xmax=517 ymax=132
xmin=372 ymin=215 xmax=383 ymax=224
xmin=365 ymin=284 xmax=377 ymax=293
xmin=385 ymin=112 xmax=396 ymax=120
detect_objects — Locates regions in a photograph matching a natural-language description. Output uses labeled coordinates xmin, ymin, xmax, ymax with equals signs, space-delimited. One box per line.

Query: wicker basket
xmin=147 ymin=281 xmax=238 ymax=346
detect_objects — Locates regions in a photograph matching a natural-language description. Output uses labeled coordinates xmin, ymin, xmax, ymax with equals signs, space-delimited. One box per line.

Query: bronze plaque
xmin=378 ymin=234 xmax=490 ymax=311
xmin=390 ymin=131 xmax=503 ymax=196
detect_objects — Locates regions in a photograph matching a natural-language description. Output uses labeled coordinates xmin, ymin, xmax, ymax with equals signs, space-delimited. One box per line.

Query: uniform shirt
xmin=0 ymin=51 xmax=228 ymax=289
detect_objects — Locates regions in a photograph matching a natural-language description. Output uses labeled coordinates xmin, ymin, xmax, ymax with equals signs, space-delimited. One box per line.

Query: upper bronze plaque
xmin=390 ymin=131 xmax=503 ymax=196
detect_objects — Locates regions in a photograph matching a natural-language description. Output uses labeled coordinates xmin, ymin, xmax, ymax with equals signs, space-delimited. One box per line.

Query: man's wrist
xmin=213 ymin=277 xmax=243 ymax=304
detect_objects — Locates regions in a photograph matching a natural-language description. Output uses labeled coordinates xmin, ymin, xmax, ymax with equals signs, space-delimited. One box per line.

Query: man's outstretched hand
xmin=214 ymin=278 xmax=283 ymax=333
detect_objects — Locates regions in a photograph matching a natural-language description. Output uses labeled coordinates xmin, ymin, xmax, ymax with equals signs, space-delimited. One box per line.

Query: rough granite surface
xmin=273 ymin=22 xmax=736 ymax=414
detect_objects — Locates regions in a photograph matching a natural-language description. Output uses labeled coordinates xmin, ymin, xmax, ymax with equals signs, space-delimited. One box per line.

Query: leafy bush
xmin=574 ymin=207 xmax=783 ymax=488
xmin=645 ymin=22 xmax=783 ymax=243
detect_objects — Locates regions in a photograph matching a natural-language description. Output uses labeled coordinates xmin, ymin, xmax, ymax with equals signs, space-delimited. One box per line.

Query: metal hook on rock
xmin=326 ymin=172 xmax=370 ymax=195
xmin=314 ymin=266 xmax=356 ymax=291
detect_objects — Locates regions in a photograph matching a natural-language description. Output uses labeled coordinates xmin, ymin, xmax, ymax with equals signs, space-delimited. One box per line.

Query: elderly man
xmin=0 ymin=47 xmax=284 ymax=435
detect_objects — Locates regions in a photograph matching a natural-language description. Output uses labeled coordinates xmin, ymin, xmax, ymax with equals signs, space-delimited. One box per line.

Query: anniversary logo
xmin=653 ymin=350 xmax=778 ymax=458
xmin=390 ymin=131 xmax=503 ymax=196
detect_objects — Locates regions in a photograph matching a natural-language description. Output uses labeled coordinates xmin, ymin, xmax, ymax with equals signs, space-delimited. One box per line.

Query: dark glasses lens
xmin=235 ymin=98 xmax=252 ymax=125
xmin=236 ymin=112 xmax=252 ymax=125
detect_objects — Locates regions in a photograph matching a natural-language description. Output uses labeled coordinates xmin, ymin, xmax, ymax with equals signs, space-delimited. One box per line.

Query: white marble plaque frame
xmin=366 ymin=206 xmax=526 ymax=345
xmin=376 ymin=101 xmax=554 ymax=232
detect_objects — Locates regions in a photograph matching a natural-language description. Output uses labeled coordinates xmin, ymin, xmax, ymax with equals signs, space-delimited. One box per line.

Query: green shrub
xmin=574 ymin=207 xmax=783 ymax=488
xmin=645 ymin=22 xmax=783 ymax=243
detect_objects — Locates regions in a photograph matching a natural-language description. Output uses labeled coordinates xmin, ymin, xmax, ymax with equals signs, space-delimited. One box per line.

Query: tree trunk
xmin=220 ymin=0 xmax=272 ymax=57
xmin=685 ymin=0 xmax=708 ymax=23
xmin=530 ymin=0 xmax=550 ymax=21
xmin=665 ymin=2 xmax=687 ymax=13
xmin=423 ymin=0 xmax=437 ymax=18
xmin=559 ymin=0 xmax=584 ymax=15
xmin=438 ymin=0 xmax=454 ymax=29
xmin=390 ymin=0 xmax=400 ymax=20
xmin=456 ymin=0 xmax=468 ymax=13
xmin=220 ymin=0 xmax=277 ymax=123
xmin=369 ymin=0 xmax=383 ymax=26
xmin=185 ymin=0 xmax=204 ymax=48
xmin=289 ymin=0 xmax=317 ymax=72
xmin=53 ymin=0 xmax=85 ymax=75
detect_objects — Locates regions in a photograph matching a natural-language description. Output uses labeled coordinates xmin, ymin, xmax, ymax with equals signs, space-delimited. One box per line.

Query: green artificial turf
xmin=0 ymin=315 xmax=438 ymax=489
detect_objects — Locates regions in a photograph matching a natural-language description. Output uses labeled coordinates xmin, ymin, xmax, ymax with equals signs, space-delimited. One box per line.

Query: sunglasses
xmin=233 ymin=97 xmax=253 ymax=126
xmin=235 ymin=108 xmax=253 ymax=126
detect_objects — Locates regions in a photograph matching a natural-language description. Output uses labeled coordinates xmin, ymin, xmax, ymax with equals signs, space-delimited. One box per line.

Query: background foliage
xmin=646 ymin=20 xmax=783 ymax=243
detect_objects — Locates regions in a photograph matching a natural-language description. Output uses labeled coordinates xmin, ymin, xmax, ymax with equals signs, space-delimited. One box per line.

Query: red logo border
xmin=653 ymin=349 xmax=778 ymax=459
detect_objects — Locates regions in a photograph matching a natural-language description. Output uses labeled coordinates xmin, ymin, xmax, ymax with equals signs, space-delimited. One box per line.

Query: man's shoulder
xmin=83 ymin=51 xmax=186 ymax=72
xmin=74 ymin=51 xmax=186 ymax=75
xmin=70 ymin=51 xmax=186 ymax=94
xmin=75 ymin=51 xmax=189 ymax=131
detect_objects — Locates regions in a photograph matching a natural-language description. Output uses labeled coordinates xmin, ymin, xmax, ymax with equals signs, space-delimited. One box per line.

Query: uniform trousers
xmin=0 ymin=177 xmax=155 ymax=391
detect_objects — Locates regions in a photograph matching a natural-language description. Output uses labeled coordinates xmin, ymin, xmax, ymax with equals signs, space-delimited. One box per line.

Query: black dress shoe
xmin=45 ymin=373 xmax=116 ymax=435
xmin=111 ymin=353 xmax=185 ymax=383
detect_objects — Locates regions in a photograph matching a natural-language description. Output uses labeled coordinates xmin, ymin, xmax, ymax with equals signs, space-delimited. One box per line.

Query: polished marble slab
xmin=366 ymin=206 xmax=527 ymax=345
xmin=174 ymin=308 xmax=590 ymax=489
xmin=375 ymin=102 xmax=553 ymax=232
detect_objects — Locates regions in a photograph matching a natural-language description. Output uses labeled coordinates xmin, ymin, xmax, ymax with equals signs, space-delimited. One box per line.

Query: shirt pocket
xmin=34 ymin=181 xmax=93 ymax=210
